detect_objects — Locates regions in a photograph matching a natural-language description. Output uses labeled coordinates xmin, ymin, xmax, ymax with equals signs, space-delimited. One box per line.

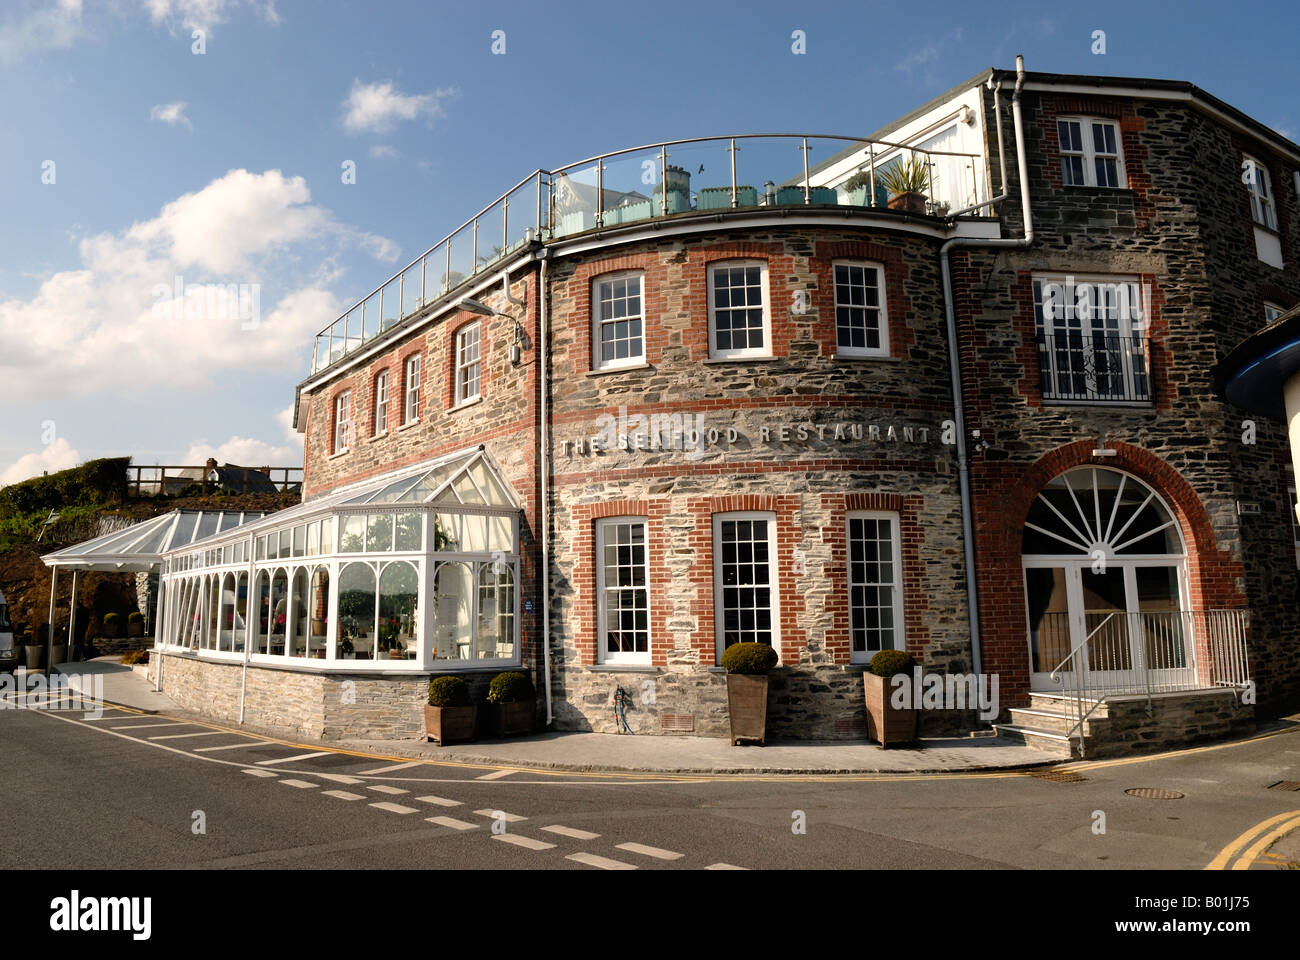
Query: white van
xmin=0 ymin=588 xmax=15 ymax=674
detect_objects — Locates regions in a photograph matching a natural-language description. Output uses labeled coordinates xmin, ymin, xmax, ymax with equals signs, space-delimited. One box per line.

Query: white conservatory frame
xmin=154 ymin=446 xmax=522 ymax=674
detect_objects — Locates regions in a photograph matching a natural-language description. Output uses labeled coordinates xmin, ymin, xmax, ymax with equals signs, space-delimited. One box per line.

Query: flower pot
xmin=863 ymin=673 xmax=917 ymax=747
xmin=697 ymin=186 xmax=758 ymax=210
xmin=51 ymin=644 xmax=69 ymax=666
xmin=23 ymin=645 xmax=43 ymax=670
xmin=725 ymin=673 xmax=770 ymax=746
xmin=127 ymin=620 xmax=144 ymax=638
xmin=425 ymin=704 xmax=476 ymax=745
xmin=492 ymin=698 xmax=535 ymax=737
xmin=887 ymin=191 xmax=927 ymax=215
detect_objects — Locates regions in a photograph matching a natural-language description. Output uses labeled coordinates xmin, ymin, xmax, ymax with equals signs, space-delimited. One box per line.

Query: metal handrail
xmin=309 ymin=132 xmax=985 ymax=375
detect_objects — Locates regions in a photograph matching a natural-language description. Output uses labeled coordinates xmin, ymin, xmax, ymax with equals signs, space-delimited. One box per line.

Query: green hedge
xmin=720 ymin=641 xmax=779 ymax=675
xmin=0 ymin=457 xmax=130 ymax=517
xmin=427 ymin=675 xmax=471 ymax=707
xmin=487 ymin=671 xmax=534 ymax=703
xmin=868 ymin=649 xmax=916 ymax=677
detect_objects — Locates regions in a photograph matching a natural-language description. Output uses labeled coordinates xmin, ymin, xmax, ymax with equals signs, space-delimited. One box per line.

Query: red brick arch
xmin=976 ymin=440 xmax=1246 ymax=712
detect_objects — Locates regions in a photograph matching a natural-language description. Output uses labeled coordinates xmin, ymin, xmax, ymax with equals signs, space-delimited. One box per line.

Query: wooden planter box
xmin=425 ymin=704 xmax=477 ymax=746
xmin=726 ymin=674 xmax=770 ymax=746
xmin=492 ymin=698 xmax=535 ymax=737
xmin=24 ymin=645 xmax=43 ymax=670
xmin=863 ymin=673 xmax=917 ymax=747
xmin=887 ymin=191 xmax=927 ymax=215
xmin=127 ymin=620 xmax=144 ymax=637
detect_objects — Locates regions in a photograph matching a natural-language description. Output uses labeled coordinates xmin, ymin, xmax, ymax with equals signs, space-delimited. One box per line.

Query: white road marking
xmin=616 ymin=842 xmax=684 ymax=861
xmin=416 ymin=796 xmax=463 ymax=807
xmin=475 ymin=770 xmax=515 ymax=781
xmin=370 ymin=802 xmax=419 ymax=814
xmin=354 ymin=761 xmax=423 ymax=775
xmin=241 ymin=769 xmax=279 ymax=778
xmin=426 ymin=816 xmax=479 ymax=831
xmin=112 ymin=722 xmax=184 ymax=730
xmin=321 ymin=790 xmax=366 ymax=801
xmin=493 ymin=834 xmax=555 ymax=851
xmin=149 ymin=731 xmax=227 ymax=741
xmin=315 ymin=773 xmax=365 ymax=784
xmin=705 ymin=862 xmax=747 ymax=870
xmin=254 ymin=751 xmax=333 ymax=766
xmin=566 ymin=852 xmax=637 ymax=870
xmin=278 ymin=779 xmax=320 ymax=789
xmin=540 ymin=825 xmax=601 ymax=841
xmin=195 ymin=742 xmax=265 ymax=752
xmin=474 ymin=809 xmax=526 ymax=822
xmin=368 ymin=785 xmax=410 ymax=795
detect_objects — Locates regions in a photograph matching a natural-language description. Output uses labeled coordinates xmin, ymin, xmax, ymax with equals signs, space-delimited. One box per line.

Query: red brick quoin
xmin=974 ymin=440 xmax=1246 ymax=716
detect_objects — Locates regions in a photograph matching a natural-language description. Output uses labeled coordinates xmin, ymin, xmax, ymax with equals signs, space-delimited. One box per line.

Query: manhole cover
xmin=1031 ymin=769 xmax=1088 ymax=783
xmin=1124 ymin=787 xmax=1185 ymax=800
xmin=1268 ymin=781 xmax=1300 ymax=791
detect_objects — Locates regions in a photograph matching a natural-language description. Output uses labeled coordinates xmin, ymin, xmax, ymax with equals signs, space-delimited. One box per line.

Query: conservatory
xmin=156 ymin=446 xmax=521 ymax=672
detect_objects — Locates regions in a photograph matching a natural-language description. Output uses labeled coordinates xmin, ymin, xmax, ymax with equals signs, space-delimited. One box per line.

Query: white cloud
xmin=0 ymin=0 xmax=84 ymax=65
xmin=894 ymin=28 xmax=964 ymax=82
xmin=369 ymin=144 xmax=398 ymax=159
xmin=143 ymin=0 xmax=279 ymax=34
xmin=0 ymin=437 xmax=81 ymax=486
xmin=185 ymin=403 xmax=301 ymax=465
xmin=150 ymin=101 xmax=192 ymax=131
xmin=0 ymin=168 xmax=398 ymax=400
xmin=341 ymin=80 xmax=457 ymax=135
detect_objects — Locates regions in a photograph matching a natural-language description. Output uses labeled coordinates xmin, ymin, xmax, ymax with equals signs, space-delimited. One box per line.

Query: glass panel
xmin=380 ymin=278 xmax=400 ymax=332
xmin=206 ymin=575 xmax=220 ymax=650
xmin=468 ymin=459 xmax=513 ymax=506
xmin=320 ymin=517 xmax=334 ymax=554
xmin=487 ymin=515 xmax=513 ymax=554
xmin=307 ymin=522 xmax=319 ymax=556
xmin=436 ymin=513 xmax=488 ymax=552
xmin=1024 ymin=567 xmax=1070 ymax=673
xmin=477 ymin=563 xmax=515 ymax=659
xmin=1081 ymin=567 xmax=1131 ymax=672
xmin=219 ymin=573 xmax=236 ymax=652
xmin=395 ymin=512 xmax=423 ymax=551
xmin=338 ymin=562 xmax=376 ymax=661
xmin=432 ymin=561 xmax=472 ymax=660
xmin=1136 ymin=566 xmax=1185 ymax=671
xmin=446 ymin=223 xmax=473 ymax=294
xmin=550 ymin=162 xmax=600 ymax=237
xmin=278 ymin=530 xmax=292 ymax=560
xmin=268 ymin=570 xmax=288 ymax=656
xmin=233 ymin=572 xmax=248 ymax=653
xmin=255 ymin=535 xmax=266 ymax=561
xmin=292 ymin=524 xmax=306 ymax=557
xmin=597 ymin=147 xmax=661 ymax=225
xmin=253 ymin=571 xmax=270 ymax=654
xmin=451 ymin=471 xmax=480 ymax=504
xmin=194 ymin=513 xmax=221 ymax=542
xmin=367 ymin=513 xmax=394 ymax=552
xmin=402 ymin=261 xmax=423 ymax=317
xmin=424 ymin=244 xmax=444 ymax=301
xmin=288 ymin=568 xmax=309 ymax=658
xmin=340 ymin=515 xmax=366 ymax=553
xmin=308 ymin=567 xmax=329 ymax=659
xmin=475 ymin=198 xmax=507 ymax=272
xmin=378 ymin=561 xmax=419 ymax=660
xmin=502 ymin=176 xmax=540 ymax=254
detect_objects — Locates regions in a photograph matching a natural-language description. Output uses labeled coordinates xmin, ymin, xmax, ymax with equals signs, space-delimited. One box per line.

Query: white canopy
xmin=41 ymin=510 xmax=266 ymax=572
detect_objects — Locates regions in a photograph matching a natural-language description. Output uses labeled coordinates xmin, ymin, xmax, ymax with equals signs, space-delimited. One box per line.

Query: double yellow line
xmin=1205 ymin=810 xmax=1300 ymax=870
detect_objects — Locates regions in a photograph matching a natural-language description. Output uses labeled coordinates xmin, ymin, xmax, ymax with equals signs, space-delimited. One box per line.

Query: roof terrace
xmin=310 ymin=133 xmax=987 ymax=376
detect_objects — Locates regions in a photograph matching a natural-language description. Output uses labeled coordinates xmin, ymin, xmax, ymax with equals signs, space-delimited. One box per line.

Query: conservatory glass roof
xmin=343 ymin=449 xmax=516 ymax=507
xmin=42 ymin=510 xmax=267 ymax=571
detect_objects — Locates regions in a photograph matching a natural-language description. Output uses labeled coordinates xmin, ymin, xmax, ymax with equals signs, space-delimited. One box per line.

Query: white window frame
xmin=455 ymin=322 xmax=481 ymax=404
xmin=1266 ymin=302 xmax=1286 ymax=325
xmin=592 ymin=271 xmax=646 ymax=371
xmin=707 ymin=260 xmax=771 ymax=360
xmin=712 ymin=511 xmax=780 ymax=660
xmin=334 ymin=391 xmax=352 ymax=454
xmin=1243 ymin=155 xmax=1278 ymax=230
xmin=1057 ymin=116 xmax=1126 ymax=188
xmin=373 ymin=370 xmax=389 ymax=436
xmin=833 ymin=259 xmax=889 ymax=358
xmin=846 ymin=510 xmax=905 ymax=664
xmin=595 ymin=517 xmax=651 ymax=664
xmin=403 ymin=355 xmax=420 ymax=424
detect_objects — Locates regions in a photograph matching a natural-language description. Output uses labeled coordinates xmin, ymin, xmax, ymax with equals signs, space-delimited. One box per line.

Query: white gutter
xmin=940 ymin=54 xmax=1034 ymax=680
xmin=538 ymin=250 xmax=553 ymax=726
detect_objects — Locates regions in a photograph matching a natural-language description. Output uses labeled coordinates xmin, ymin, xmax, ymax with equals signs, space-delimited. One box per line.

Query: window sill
xmin=587 ymin=362 xmax=653 ymax=377
xmin=396 ymin=419 xmax=421 ymax=433
xmin=586 ymin=664 xmax=660 ymax=673
xmin=1062 ymin=185 xmax=1134 ymax=194
xmin=703 ymin=355 xmax=775 ymax=365
xmin=834 ymin=352 xmax=897 ymax=362
xmin=449 ymin=395 xmax=483 ymax=414
xmin=327 ymin=448 xmax=350 ymax=461
xmin=1251 ymin=221 xmax=1280 ymax=238
xmin=1040 ymin=399 xmax=1154 ymax=410
xmin=366 ymin=431 xmax=388 ymax=444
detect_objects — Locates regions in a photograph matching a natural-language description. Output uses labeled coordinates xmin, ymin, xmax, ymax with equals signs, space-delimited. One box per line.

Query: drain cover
xmin=1031 ymin=769 xmax=1088 ymax=783
xmin=1124 ymin=787 xmax=1185 ymax=800
xmin=1268 ymin=781 xmax=1300 ymax=791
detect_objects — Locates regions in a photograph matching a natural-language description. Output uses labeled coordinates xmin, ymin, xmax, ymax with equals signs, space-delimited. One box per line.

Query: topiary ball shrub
xmin=427 ymin=675 xmax=471 ymax=707
xmin=127 ymin=612 xmax=142 ymax=623
xmin=487 ymin=671 xmax=534 ymax=704
xmin=869 ymin=649 xmax=916 ymax=678
xmin=103 ymin=613 xmax=119 ymax=625
xmin=720 ymin=641 xmax=779 ymax=675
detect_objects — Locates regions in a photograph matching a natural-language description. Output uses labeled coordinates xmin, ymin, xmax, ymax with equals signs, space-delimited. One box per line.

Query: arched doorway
xmin=1022 ymin=466 xmax=1191 ymax=691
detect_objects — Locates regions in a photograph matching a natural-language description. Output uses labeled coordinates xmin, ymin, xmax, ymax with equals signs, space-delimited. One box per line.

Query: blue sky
xmin=1 ymin=0 xmax=1296 ymax=484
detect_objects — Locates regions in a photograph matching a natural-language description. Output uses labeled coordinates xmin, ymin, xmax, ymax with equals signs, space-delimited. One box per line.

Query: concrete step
xmin=1028 ymin=691 xmax=1111 ymax=719
xmin=993 ymin=723 xmax=1077 ymax=759
xmin=1007 ymin=706 xmax=1083 ymax=736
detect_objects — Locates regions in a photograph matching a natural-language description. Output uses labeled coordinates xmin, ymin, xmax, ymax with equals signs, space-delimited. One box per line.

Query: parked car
xmin=0 ymin=589 xmax=17 ymax=676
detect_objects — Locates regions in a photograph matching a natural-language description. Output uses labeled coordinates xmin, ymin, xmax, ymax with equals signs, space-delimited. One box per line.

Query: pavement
xmin=46 ymin=657 xmax=176 ymax=713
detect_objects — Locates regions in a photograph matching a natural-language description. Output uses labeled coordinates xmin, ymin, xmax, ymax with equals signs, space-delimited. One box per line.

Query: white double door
xmin=1024 ymin=559 xmax=1193 ymax=692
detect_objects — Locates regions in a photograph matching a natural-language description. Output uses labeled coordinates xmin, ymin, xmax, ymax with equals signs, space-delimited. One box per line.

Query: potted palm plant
xmin=877 ymin=156 xmax=931 ymax=215
xmin=721 ymin=641 xmax=779 ymax=746
xmin=487 ymin=671 xmax=535 ymax=737
xmin=425 ymin=675 xmax=476 ymax=746
xmin=863 ymin=649 xmax=918 ymax=747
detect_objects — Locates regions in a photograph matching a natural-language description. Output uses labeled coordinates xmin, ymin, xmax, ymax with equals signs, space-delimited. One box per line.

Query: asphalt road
xmin=2 ymin=697 xmax=1299 ymax=872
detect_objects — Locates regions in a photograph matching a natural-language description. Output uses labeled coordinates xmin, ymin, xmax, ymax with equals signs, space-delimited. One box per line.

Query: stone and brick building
xmin=142 ymin=62 xmax=1300 ymax=753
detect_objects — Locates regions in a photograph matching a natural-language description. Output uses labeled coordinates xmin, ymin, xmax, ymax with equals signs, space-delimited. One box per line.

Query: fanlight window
xmin=1022 ymin=468 xmax=1182 ymax=557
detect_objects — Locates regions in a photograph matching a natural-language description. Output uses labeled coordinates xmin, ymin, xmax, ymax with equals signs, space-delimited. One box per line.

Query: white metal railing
xmin=1046 ymin=609 xmax=1251 ymax=757
xmin=309 ymin=133 xmax=984 ymax=375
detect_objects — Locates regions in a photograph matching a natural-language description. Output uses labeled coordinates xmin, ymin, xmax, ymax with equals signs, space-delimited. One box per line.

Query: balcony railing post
xmin=659 ymin=146 xmax=668 ymax=216
xmin=801 ymin=137 xmax=810 ymax=203
xmin=536 ymin=171 xmax=543 ymax=239
xmin=868 ymin=144 xmax=876 ymax=207
xmin=729 ymin=138 xmax=738 ymax=208
xmin=596 ymin=157 xmax=604 ymax=227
